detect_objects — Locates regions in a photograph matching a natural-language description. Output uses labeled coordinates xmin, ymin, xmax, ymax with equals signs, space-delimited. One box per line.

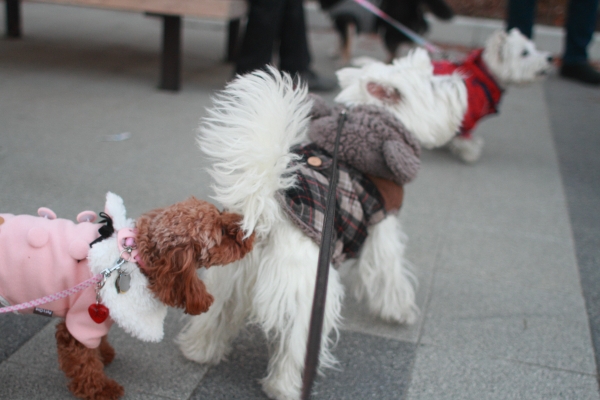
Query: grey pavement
xmin=1 ymin=3 xmax=600 ymax=399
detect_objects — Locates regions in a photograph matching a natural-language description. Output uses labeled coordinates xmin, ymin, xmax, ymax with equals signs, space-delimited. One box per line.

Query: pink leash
xmin=0 ymin=273 xmax=103 ymax=314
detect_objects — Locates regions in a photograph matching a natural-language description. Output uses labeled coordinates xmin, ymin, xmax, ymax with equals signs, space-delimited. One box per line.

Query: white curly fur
xmin=177 ymin=68 xmax=418 ymax=400
xmin=88 ymin=192 xmax=168 ymax=342
xmin=482 ymin=28 xmax=553 ymax=87
xmin=198 ymin=71 xmax=313 ymax=239
xmin=336 ymin=48 xmax=468 ymax=149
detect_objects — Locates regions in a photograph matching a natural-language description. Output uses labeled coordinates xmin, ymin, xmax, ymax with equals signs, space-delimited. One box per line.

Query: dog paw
xmin=448 ymin=135 xmax=484 ymax=163
xmin=69 ymin=378 xmax=124 ymax=400
xmin=95 ymin=379 xmax=125 ymax=400
xmin=376 ymin=304 xmax=418 ymax=325
xmin=262 ymin=378 xmax=301 ymax=400
xmin=99 ymin=337 xmax=116 ymax=366
xmin=177 ymin=337 xmax=231 ymax=365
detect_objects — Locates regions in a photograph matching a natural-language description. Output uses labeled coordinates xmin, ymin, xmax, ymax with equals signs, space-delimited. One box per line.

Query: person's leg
xmin=560 ymin=0 xmax=600 ymax=84
xmin=235 ymin=0 xmax=285 ymax=75
xmin=563 ymin=0 xmax=599 ymax=63
xmin=278 ymin=0 xmax=311 ymax=74
xmin=506 ymin=0 xmax=537 ymax=38
xmin=277 ymin=0 xmax=337 ymax=91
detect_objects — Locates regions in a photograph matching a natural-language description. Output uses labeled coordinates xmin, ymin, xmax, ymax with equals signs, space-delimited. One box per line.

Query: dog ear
xmin=487 ymin=29 xmax=508 ymax=64
xmin=366 ymin=82 xmax=402 ymax=105
xmin=206 ymin=211 xmax=255 ymax=267
xmin=174 ymin=247 xmax=215 ymax=315
xmin=148 ymin=245 xmax=214 ymax=315
xmin=507 ymin=27 xmax=524 ymax=40
xmin=181 ymin=272 xmax=214 ymax=315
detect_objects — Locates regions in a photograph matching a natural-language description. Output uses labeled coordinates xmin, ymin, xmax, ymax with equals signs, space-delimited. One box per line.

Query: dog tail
xmin=198 ymin=67 xmax=312 ymax=239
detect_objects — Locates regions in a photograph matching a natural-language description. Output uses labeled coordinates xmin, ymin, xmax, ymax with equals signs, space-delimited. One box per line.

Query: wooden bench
xmin=4 ymin=0 xmax=247 ymax=91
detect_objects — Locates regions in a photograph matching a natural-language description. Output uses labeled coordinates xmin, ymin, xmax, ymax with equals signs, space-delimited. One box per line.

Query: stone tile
xmin=2 ymin=310 xmax=206 ymax=399
xmin=0 ymin=313 xmax=50 ymax=363
xmin=338 ymin=222 xmax=436 ymax=342
xmin=437 ymin=224 xmax=581 ymax=292
xmin=188 ymin=326 xmax=271 ymax=400
xmin=402 ymin=213 xmax=445 ymax=272
xmin=339 ymin=273 xmax=429 ymax=343
xmin=421 ymin=272 xmax=596 ymax=374
xmin=2 ymin=320 xmax=64 ymax=377
xmin=0 ymin=361 xmax=72 ymax=400
xmin=338 ymin=197 xmax=444 ymax=342
xmin=190 ymin=326 xmax=416 ymax=400
xmin=312 ymin=331 xmax=416 ymax=400
xmin=103 ymin=309 xmax=208 ymax=400
xmin=407 ymin=344 xmax=600 ymax=400
xmin=445 ymin=190 xmax=571 ymax=242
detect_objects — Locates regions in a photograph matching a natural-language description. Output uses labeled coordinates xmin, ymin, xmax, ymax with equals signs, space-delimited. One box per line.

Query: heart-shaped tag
xmin=88 ymin=303 xmax=109 ymax=324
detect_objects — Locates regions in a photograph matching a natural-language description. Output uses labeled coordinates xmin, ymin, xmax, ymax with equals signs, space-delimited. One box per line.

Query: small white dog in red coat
xmin=434 ymin=28 xmax=553 ymax=162
xmin=342 ymin=28 xmax=554 ymax=163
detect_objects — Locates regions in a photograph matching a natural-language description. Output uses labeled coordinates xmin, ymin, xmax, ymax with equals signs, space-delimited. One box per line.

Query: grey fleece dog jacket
xmin=308 ymin=95 xmax=421 ymax=186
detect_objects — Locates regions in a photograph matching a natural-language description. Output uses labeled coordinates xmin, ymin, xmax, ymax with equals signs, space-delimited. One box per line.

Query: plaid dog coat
xmin=277 ymin=143 xmax=387 ymax=266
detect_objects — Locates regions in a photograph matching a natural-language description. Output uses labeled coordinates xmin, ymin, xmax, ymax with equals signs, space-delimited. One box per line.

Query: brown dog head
xmin=135 ymin=197 xmax=255 ymax=315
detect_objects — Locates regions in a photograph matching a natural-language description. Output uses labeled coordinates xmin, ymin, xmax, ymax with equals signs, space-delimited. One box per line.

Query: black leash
xmin=301 ymin=109 xmax=347 ymax=400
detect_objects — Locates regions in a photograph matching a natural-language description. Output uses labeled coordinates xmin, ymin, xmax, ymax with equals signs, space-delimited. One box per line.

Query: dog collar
xmin=117 ymin=228 xmax=139 ymax=262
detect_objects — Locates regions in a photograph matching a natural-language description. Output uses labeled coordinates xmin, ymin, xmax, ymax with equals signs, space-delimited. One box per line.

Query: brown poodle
xmin=0 ymin=194 xmax=254 ymax=400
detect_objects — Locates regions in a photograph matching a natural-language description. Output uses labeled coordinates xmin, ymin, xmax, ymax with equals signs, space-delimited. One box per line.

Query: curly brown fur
xmin=98 ymin=336 xmax=116 ymax=366
xmin=56 ymin=322 xmax=124 ymax=400
xmin=135 ymin=197 xmax=255 ymax=315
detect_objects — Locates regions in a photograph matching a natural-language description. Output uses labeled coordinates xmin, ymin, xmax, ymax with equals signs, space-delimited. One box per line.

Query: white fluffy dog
xmin=176 ymin=57 xmax=464 ymax=400
xmin=343 ymin=28 xmax=554 ymax=163
xmin=336 ymin=47 xmax=467 ymax=150
xmin=440 ymin=28 xmax=553 ymax=162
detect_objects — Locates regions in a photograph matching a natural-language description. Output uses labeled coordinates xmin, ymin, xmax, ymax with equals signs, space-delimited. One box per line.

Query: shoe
xmin=560 ymin=62 xmax=600 ymax=85
xmin=297 ymin=70 xmax=337 ymax=92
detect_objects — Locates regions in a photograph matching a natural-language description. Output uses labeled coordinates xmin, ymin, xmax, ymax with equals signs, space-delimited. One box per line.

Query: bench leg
xmin=226 ymin=18 xmax=242 ymax=63
xmin=6 ymin=0 xmax=21 ymax=38
xmin=159 ymin=15 xmax=181 ymax=91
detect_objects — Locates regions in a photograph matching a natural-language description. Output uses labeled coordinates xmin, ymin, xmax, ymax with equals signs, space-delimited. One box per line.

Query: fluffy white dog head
xmin=335 ymin=48 xmax=468 ymax=148
xmin=482 ymin=28 xmax=554 ymax=86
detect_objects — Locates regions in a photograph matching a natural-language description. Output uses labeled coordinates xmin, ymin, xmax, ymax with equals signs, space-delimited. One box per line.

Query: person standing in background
xmin=507 ymin=0 xmax=600 ymax=85
xmin=235 ymin=0 xmax=337 ymax=92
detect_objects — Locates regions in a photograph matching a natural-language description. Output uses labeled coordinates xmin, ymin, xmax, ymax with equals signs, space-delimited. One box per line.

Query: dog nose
xmin=547 ymin=55 xmax=554 ymax=63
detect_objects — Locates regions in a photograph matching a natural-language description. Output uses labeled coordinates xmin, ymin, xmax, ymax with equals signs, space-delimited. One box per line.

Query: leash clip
xmin=98 ymin=253 xmax=129 ymax=289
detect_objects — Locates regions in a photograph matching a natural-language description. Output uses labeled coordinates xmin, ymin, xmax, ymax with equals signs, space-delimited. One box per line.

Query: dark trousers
xmin=507 ymin=0 xmax=599 ymax=63
xmin=235 ymin=0 xmax=311 ymax=76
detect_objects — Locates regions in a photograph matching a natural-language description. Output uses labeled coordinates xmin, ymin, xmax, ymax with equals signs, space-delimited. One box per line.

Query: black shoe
xmin=297 ymin=70 xmax=337 ymax=92
xmin=560 ymin=62 xmax=600 ymax=85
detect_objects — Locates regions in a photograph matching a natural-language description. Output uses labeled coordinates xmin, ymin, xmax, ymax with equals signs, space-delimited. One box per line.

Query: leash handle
xmin=0 ymin=273 xmax=103 ymax=314
xmin=352 ymin=0 xmax=443 ymax=54
xmin=301 ymin=110 xmax=347 ymax=400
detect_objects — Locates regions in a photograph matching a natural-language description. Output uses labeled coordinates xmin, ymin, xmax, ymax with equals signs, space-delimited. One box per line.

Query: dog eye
xmin=521 ymin=50 xmax=529 ymax=57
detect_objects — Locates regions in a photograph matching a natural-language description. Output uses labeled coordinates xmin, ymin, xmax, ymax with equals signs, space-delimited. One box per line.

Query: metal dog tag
xmin=115 ymin=271 xmax=131 ymax=294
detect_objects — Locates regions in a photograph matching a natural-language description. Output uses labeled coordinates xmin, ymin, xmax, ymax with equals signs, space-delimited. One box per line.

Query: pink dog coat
xmin=432 ymin=49 xmax=503 ymax=139
xmin=0 ymin=210 xmax=113 ymax=348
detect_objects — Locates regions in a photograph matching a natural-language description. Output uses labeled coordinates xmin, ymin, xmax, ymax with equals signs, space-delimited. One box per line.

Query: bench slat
xmin=26 ymin=0 xmax=247 ymax=19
